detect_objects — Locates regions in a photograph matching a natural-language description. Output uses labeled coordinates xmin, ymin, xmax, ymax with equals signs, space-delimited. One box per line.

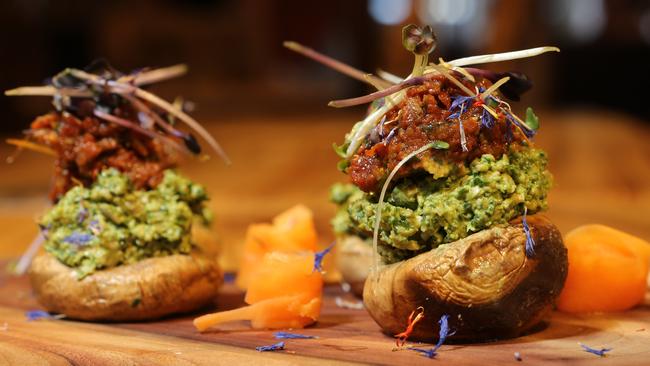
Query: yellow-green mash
xmin=331 ymin=148 xmax=552 ymax=263
xmin=40 ymin=168 xmax=211 ymax=278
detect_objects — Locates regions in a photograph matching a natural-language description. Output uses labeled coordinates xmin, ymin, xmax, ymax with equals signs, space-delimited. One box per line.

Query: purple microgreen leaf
xmin=402 ymin=24 xmax=437 ymax=55
xmin=255 ymin=341 xmax=285 ymax=352
xmin=522 ymin=207 xmax=536 ymax=258
xmin=183 ymin=133 xmax=202 ymax=154
xmin=313 ymin=243 xmax=334 ymax=273
xmin=514 ymin=352 xmax=523 ymax=361
xmin=328 ymin=76 xmax=426 ymax=108
xmin=465 ymin=68 xmax=533 ymax=101
xmin=580 ymin=343 xmax=612 ymax=357
xmin=273 ymin=332 xmax=318 ymax=340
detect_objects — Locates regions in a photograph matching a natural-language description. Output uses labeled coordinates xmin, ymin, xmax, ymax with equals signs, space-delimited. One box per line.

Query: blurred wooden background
xmin=1 ymin=0 xmax=650 ymax=270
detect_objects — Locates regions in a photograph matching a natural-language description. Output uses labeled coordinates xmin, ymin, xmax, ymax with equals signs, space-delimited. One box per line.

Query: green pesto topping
xmin=330 ymin=147 xmax=552 ymax=263
xmin=40 ymin=168 xmax=211 ymax=278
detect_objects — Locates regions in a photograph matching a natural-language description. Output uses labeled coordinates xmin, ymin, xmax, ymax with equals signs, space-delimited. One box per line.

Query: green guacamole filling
xmin=40 ymin=168 xmax=211 ymax=278
xmin=331 ymin=148 xmax=552 ymax=263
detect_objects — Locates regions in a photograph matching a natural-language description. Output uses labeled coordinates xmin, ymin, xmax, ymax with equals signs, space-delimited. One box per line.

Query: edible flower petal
xmin=407 ymin=314 xmax=455 ymax=358
xmin=394 ymin=306 xmax=425 ymax=347
xmin=62 ymin=232 xmax=94 ymax=246
xmin=25 ymin=310 xmax=65 ymax=321
xmin=256 ymin=341 xmax=285 ymax=352
xmin=522 ymin=207 xmax=536 ymax=258
xmin=312 ymin=243 xmax=334 ymax=273
xmin=580 ymin=343 xmax=612 ymax=357
xmin=274 ymin=332 xmax=318 ymax=339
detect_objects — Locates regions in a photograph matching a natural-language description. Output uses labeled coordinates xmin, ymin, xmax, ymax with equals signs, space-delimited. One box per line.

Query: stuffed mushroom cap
xmin=29 ymin=251 xmax=222 ymax=321
xmin=363 ymin=215 xmax=567 ymax=341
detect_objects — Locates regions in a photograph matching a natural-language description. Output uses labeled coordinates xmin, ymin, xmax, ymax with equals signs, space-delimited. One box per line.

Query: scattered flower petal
xmin=274 ymin=332 xmax=318 ymax=339
xmin=394 ymin=307 xmax=425 ymax=348
xmin=580 ymin=343 xmax=612 ymax=357
xmin=256 ymin=341 xmax=285 ymax=352
xmin=407 ymin=314 xmax=455 ymax=358
xmin=522 ymin=207 xmax=536 ymax=258
xmin=313 ymin=243 xmax=334 ymax=273
xmin=63 ymin=232 xmax=94 ymax=246
xmin=25 ymin=310 xmax=65 ymax=321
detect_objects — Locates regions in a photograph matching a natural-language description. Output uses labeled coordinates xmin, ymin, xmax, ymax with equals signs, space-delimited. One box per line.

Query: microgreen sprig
xmin=402 ymin=24 xmax=437 ymax=77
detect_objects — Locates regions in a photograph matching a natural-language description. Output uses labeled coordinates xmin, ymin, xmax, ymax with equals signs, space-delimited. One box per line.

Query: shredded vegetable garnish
xmin=479 ymin=76 xmax=510 ymax=101
xmin=313 ymin=243 xmax=334 ymax=273
xmin=458 ymin=104 xmax=468 ymax=152
xmin=274 ymin=332 xmax=318 ymax=339
xmin=514 ymin=351 xmax=523 ymax=361
xmin=255 ymin=341 xmax=285 ymax=352
xmin=445 ymin=46 xmax=560 ymax=67
xmin=12 ymin=233 xmax=45 ymax=275
xmin=335 ymin=297 xmax=364 ymax=310
xmin=407 ymin=314 xmax=455 ymax=358
xmin=580 ymin=343 xmax=612 ymax=357
xmin=5 ymin=63 xmax=230 ymax=164
xmin=394 ymin=306 xmax=425 ymax=348
xmin=6 ymin=139 xmax=55 ymax=156
xmin=372 ymin=141 xmax=447 ymax=273
xmin=522 ymin=207 xmax=536 ymax=258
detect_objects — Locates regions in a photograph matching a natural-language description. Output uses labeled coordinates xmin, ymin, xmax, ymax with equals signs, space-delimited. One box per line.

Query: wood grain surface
xmin=0 ymin=271 xmax=649 ymax=365
xmin=0 ymin=111 xmax=649 ymax=365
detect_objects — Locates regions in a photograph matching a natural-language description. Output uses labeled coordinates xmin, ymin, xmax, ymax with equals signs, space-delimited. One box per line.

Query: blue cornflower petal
xmin=447 ymin=95 xmax=475 ymax=121
xmin=77 ymin=207 xmax=88 ymax=223
xmin=505 ymin=112 xmax=536 ymax=138
xmin=25 ymin=310 xmax=64 ymax=321
xmin=480 ymin=108 xmax=495 ymax=128
xmin=273 ymin=332 xmax=318 ymax=339
xmin=580 ymin=343 xmax=612 ymax=357
xmin=313 ymin=243 xmax=334 ymax=273
xmin=408 ymin=314 xmax=455 ymax=359
xmin=256 ymin=341 xmax=285 ymax=352
xmin=522 ymin=207 xmax=536 ymax=258
xmin=410 ymin=347 xmax=438 ymax=358
xmin=63 ymin=232 xmax=94 ymax=246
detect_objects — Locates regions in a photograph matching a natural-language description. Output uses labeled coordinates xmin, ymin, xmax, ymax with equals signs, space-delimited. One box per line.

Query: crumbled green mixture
xmin=40 ymin=168 xmax=211 ymax=278
xmin=331 ymin=148 xmax=552 ymax=263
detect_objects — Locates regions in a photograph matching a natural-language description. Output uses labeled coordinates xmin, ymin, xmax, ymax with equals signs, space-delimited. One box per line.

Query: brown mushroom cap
xmin=363 ymin=214 xmax=568 ymax=341
xmin=336 ymin=235 xmax=373 ymax=297
xmin=29 ymin=251 xmax=222 ymax=321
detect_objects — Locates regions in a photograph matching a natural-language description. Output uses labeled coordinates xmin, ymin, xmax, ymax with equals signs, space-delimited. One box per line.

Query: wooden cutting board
xmin=0 ymin=270 xmax=649 ymax=365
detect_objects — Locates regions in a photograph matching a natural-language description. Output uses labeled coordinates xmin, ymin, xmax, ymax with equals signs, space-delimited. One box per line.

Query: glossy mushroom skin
xmin=363 ymin=215 xmax=567 ymax=341
xmin=29 ymin=251 xmax=222 ymax=321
